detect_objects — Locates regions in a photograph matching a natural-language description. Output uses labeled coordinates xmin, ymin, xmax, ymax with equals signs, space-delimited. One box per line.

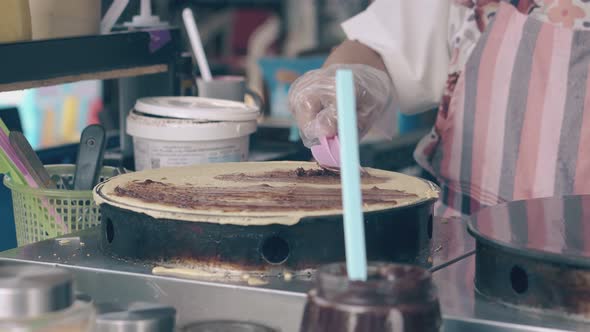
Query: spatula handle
xmin=74 ymin=125 xmax=106 ymax=190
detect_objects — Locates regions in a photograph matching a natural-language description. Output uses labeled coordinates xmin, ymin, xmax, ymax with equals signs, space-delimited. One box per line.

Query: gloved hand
xmin=288 ymin=64 xmax=394 ymax=148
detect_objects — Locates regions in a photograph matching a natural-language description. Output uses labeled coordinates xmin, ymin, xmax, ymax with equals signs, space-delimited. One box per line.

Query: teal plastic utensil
xmin=336 ymin=69 xmax=367 ymax=281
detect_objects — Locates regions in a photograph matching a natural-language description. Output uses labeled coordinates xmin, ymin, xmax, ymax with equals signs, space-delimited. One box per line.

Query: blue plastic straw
xmin=336 ymin=70 xmax=367 ymax=281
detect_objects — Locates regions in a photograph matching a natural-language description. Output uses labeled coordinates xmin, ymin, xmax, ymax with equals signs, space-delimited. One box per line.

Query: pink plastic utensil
xmin=312 ymin=136 xmax=368 ymax=175
xmin=311 ymin=136 xmax=340 ymax=169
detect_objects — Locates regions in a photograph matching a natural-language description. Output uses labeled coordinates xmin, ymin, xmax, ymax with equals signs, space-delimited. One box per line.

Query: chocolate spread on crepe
xmin=94 ymin=161 xmax=438 ymax=226
xmin=114 ymin=179 xmax=416 ymax=212
xmin=213 ymin=167 xmax=387 ymax=185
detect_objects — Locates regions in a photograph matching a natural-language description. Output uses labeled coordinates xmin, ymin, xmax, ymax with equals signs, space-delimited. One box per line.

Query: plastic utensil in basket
xmin=0 ymin=120 xmax=26 ymax=186
xmin=3 ymin=164 xmax=118 ymax=246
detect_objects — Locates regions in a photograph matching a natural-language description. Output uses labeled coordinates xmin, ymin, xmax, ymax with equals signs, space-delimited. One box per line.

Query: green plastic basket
xmin=3 ymin=164 xmax=118 ymax=246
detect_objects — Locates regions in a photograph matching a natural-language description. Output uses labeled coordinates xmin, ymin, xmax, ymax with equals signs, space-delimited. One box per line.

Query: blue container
xmin=258 ymin=56 xmax=325 ymax=117
xmin=258 ymin=56 xmax=326 ymax=142
xmin=397 ymin=112 xmax=423 ymax=134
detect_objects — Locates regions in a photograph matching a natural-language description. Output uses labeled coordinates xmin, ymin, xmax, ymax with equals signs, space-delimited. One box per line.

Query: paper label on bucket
xmin=134 ymin=138 xmax=249 ymax=170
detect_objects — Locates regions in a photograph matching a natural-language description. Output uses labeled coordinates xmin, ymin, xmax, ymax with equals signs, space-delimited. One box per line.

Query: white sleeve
xmin=342 ymin=0 xmax=456 ymax=115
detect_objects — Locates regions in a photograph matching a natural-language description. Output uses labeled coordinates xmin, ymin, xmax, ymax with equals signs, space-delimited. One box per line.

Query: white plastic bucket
xmin=126 ymin=97 xmax=258 ymax=170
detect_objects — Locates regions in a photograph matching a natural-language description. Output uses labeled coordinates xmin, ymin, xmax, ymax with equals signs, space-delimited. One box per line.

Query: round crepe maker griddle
xmin=467 ymin=195 xmax=590 ymax=320
xmin=94 ymin=162 xmax=439 ymax=273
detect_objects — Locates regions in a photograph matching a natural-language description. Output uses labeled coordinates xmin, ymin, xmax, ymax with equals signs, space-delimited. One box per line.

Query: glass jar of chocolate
xmin=300 ymin=263 xmax=441 ymax=332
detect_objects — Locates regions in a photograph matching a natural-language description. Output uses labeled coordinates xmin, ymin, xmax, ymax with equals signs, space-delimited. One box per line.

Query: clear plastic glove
xmin=288 ymin=64 xmax=394 ymax=148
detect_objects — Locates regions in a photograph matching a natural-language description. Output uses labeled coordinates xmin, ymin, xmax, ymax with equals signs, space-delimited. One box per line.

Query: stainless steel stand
xmin=1 ymin=218 xmax=585 ymax=331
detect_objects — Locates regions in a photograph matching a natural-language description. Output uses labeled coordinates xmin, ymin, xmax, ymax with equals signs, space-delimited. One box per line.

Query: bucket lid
xmin=126 ymin=110 xmax=257 ymax=141
xmin=135 ymin=97 xmax=259 ymax=122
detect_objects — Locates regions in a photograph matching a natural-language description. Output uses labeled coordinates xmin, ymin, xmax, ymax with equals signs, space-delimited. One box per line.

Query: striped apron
xmin=415 ymin=2 xmax=590 ymax=217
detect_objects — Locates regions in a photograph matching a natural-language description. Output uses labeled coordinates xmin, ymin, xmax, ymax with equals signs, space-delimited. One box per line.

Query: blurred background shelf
xmin=0 ymin=29 xmax=181 ymax=93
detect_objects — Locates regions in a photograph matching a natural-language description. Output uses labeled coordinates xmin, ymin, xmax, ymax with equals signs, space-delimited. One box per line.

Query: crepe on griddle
xmin=94 ymin=161 xmax=438 ymax=226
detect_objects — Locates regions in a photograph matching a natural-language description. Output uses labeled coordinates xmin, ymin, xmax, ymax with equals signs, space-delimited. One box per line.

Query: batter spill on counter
xmin=113 ymin=177 xmax=417 ymax=212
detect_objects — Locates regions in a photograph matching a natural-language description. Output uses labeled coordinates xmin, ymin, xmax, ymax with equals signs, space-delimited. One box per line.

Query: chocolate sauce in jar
xmin=300 ymin=263 xmax=441 ymax=332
